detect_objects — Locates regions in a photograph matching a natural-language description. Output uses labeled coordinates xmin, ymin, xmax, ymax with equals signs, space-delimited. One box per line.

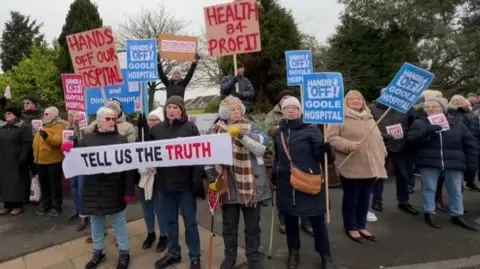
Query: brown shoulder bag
xmin=280 ymin=132 xmax=323 ymax=195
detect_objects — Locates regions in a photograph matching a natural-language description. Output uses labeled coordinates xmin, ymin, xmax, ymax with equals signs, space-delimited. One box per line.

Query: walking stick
xmin=207 ymin=188 xmax=220 ymax=269
xmin=267 ymin=193 xmax=275 ymax=259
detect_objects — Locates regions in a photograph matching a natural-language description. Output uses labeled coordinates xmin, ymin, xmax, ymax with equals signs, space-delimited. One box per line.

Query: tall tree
xmin=57 ymin=0 xmax=103 ymax=74
xmin=0 ymin=11 xmax=44 ymax=72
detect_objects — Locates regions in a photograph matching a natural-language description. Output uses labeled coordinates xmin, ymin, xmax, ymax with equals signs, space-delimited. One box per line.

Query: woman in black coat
xmin=272 ymin=97 xmax=335 ymax=269
xmin=0 ymin=107 xmax=32 ymax=215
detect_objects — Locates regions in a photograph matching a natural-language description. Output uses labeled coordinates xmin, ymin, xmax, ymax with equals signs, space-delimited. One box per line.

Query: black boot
xmin=452 ymin=216 xmax=477 ymax=231
xmin=321 ymin=255 xmax=335 ymax=269
xmin=287 ymin=249 xmax=300 ymax=269
xmin=424 ymin=213 xmax=441 ymax=228
xmin=85 ymin=251 xmax=106 ymax=269
xmin=116 ymin=251 xmax=130 ymax=269
xmin=143 ymin=232 xmax=156 ymax=249
xmin=156 ymin=236 xmax=168 ymax=252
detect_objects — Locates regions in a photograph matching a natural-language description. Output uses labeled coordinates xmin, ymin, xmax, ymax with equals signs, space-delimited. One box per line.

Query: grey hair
xmin=171 ymin=67 xmax=181 ymax=75
xmin=96 ymin=106 xmax=117 ymax=119
xmin=45 ymin=107 xmax=59 ymax=117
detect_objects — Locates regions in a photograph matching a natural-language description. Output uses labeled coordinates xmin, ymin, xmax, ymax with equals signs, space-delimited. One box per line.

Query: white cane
xmin=267 ymin=192 xmax=275 ymax=259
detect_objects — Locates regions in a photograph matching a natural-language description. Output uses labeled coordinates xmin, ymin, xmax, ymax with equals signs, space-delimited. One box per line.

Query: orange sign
xmin=159 ymin=34 xmax=198 ymax=61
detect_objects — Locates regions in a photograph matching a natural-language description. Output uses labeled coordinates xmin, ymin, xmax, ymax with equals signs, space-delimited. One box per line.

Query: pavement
xmin=1 ymin=180 xmax=480 ymax=269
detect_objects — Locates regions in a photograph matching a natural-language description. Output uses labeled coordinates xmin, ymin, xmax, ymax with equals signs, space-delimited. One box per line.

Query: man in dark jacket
xmin=151 ymin=96 xmax=202 ymax=269
xmin=220 ymin=63 xmax=255 ymax=113
xmin=370 ymin=100 xmax=419 ymax=216
xmin=157 ymin=53 xmax=200 ymax=100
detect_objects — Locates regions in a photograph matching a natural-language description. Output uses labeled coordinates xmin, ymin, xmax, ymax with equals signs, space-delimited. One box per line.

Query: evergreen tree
xmin=57 ymin=0 xmax=103 ymax=74
xmin=0 ymin=11 xmax=44 ymax=72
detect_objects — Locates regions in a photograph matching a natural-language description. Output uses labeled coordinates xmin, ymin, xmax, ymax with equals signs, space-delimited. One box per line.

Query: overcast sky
xmin=0 ymin=0 xmax=343 ymax=45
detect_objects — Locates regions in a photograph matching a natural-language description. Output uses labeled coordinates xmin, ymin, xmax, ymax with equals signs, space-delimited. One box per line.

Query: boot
xmin=156 ymin=236 xmax=168 ymax=252
xmin=116 ymin=251 xmax=130 ymax=269
xmin=452 ymin=216 xmax=477 ymax=231
xmin=424 ymin=213 xmax=441 ymax=228
xmin=85 ymin=251 xmax=106 ymax=269
xmin=142 ymin=232 xmax=156 ymax=249
xmin=321 ymin=254 xmax=335 ymax=269
xmin=287 ymin=249 xmax=300 ymax=269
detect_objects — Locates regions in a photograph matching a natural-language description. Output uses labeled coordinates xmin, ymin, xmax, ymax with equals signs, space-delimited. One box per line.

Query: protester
xmin=327 ymin=90 xmax=387 ymax=244
xmin=150 ymin=96 xmax=202 ymax=269
xmin=220 ymin=63 xmax=255 ymax=113
xmin=22 ymin=95 xmax=43 ymax=126
xmin=158 ymin=53 xmax=200 ymax=100
xmin=466 ymin=93 xmax=477 ymax=106
xmin=0 ymin=96 xmax=7 ymax=121
xmin=33 ymin=107 xmax=67 ymax=217
xmin=473 ymin=91 xmax=480 ymax=111
xmin=0 ymin=107 xmax=32 ymax=216
xmin=370 ymin=89 xmax=419 ymax=215
xmin=210 ymin=95 xmax=272 ymax=269
xmin=136 ymin=108 xmax=168 ymax=252
xmin=272 ymin=96 xmax=335 ymax=269
xmin=407 ymin=97 xmax=477 ymax=230
xmin=64 ymin=106 xmax=135 ymax=269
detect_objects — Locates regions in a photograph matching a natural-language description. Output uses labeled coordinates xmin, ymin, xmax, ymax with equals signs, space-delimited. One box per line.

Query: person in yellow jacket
xmin=33 ymin=107 xmax=67 ymax=217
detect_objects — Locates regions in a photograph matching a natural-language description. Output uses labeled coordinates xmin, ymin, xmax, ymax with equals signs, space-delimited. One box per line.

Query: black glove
xmin=157 ymin=52 xmax=161 ymax=63
xmin=382 ymin=134 xmax=394 ymax=141
xmin=194 ymin=53 xmax=201 ymax=61
xmin=322 ymin=142 xmax=333 ymax=154
xmin=39 ymin=130 xmax=48 ymax=140
xmin=0 ymin=96 xmax=7 ymax=106
xmin=136 ymin=113 xmax=147 ymax=129
xmin=270 ymin=173 xmax=277 ymax=188
xmin=69 ymin=135 xmax=78 ymax=144
xmin=427 ymin=124 xmax=442 ymax=134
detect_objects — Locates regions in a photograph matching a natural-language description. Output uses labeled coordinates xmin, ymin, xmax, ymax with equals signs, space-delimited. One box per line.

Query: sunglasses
xmin=105 ymin=117 xmax=117 ymax=122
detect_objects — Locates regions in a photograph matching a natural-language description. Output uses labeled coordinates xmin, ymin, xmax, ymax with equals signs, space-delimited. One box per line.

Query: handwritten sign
xmin=204 ymin=0 xmax=261 ymax=57
xmin=302 ymin=73 xmax=344 ymax=124
xmin=378 ymin=63 xmax=434 ymax=114
xmin=386 ymin=124 xmax=404 ymax=139
xmin=66 ymin=26 xmax=123 ymax=88
xmin=126 ymin=39 xmax=158 ymax=82
xmin=428 ymin=114 xmax=450 ymax=131
xmin=159 ymin=34 xmax=198 ymax=61
xmin=61 ymin=74 xmax=85 ymax=112
xmin=285 ymin=50 xmax=313 ymax=86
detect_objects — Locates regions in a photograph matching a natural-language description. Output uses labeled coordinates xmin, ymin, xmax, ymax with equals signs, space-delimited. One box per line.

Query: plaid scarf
xmin=213 ymin=117 xmax=256 ymax=205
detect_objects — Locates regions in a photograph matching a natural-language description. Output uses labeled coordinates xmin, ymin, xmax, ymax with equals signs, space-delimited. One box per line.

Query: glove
xmin=136 ymin=113 xmax=147 ymax=129
xmin=382 ymin=134 xmax=394 ymax=141
xmin=0 ymin=96 xmax=7 ymax=106
xmin=228 ymin=127 xmax=243 ymax=138
xmin=157 ymin=52 xmax=161 ymax=63
xmin=427 ymin=124 xmax=443 ymax=134
xmin=322 ymin=142 xmax=333 ymax=154
xmin=124 ymin=196 xmax=134 ymax=203
xmin=61 ymin=141 xmax=73 ymax=153
xmin=194 ymin=53 xmax=201 ymax=61
xmin=39 ymin=130 xmax=48 ymax=140
xmin=69 ymin=135 xmax=78 ymax=144
xmin=270 ymin=173 xmax=277 ymax=189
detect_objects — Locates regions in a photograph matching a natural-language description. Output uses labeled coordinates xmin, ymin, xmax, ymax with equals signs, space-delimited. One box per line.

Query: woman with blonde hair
xmin=327 ymin=90 xmax=387 ymax=244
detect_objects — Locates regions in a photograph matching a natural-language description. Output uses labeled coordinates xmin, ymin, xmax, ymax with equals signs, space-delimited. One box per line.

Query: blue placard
xmin=285 ymin=50 xmax=313 ymax=86
xmin=302 ymin=72 xmax=344 ymax=124
xmin=126 ymin=39 xmax=158 ymax=82
xmin=86 ymin=69 xmax=141 ymax=115
xmin=378 ymin=63 xmax=434 ymax=114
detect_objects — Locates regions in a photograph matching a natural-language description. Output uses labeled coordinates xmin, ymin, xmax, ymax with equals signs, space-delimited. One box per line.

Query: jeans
xmin=158 ymin=189 xmax=200 ymax=261
xmin=37 ymin=163 xmax=63 ymax=211
xmin=372 ymin=151 xmax=413 ymax=205
xmin=420 ymin=168 xmax=464 ymax=216
xmin=139 ymin=188 xmax=166 ymax=236
xmin=70 ymin=175 xmax=85 ymax=217
xmin=285 ymin=214 xmax=331 ymax=256
xmin=222 ymin=204 xmax=262 ymax=264
xmin=90 ymin=210 xmax=129 ymax=252
xmin=278 ymin=210 xmax=310 ymax=227
xmin=341 ymin=177 xmax=375 ymax=231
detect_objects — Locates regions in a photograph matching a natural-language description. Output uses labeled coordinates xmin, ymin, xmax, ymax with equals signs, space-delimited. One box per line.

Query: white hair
xmin=45 ymin=107 xmax=59 ymax=117
xmin=96 ymin=106 xmax=117 ymax=119
xmin=171 ymin=67 xmax=181 ymax=75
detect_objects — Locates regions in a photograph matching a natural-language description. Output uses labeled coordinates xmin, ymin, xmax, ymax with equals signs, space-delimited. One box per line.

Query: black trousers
xmin=285 ymin=214 xmax=331 ymax=256
xmin=4 ymin=202 xmax=23 ymax=209
xmin=37 ymin=163 xmax=63 ymax=211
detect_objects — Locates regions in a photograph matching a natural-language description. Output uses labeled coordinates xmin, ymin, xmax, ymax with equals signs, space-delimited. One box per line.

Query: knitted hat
xmin=423 ymin=90 xmax=443 ymax=100
xmin=5 ymin=106 xmax=22 ymax=118
xmin=148 ymin=107 xmax=164 ymax=121
xmin=23 ymin=95 xmax=39 ymax=105
xmin=425 ymin=97 xmax=448 ymax=112
xmin=281 ymin=97 xmax=301 ymax=111
xmin=467 ymin=93 xmax=476 ymax=98
xmin=275 ymin=90 xmax=295 ymax=105
xmin=165 ymin=96 xmax=185 ymax=112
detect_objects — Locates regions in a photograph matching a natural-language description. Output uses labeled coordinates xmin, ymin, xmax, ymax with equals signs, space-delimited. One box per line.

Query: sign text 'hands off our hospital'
xmin=66 ymin=26 xmax=123 ymax=88
xmin=378 ymin=62 xmax=434 ymax=114
xmin=204 ymin=0 xmax=261 ymax=57
xmin=302 ymin=73 xmax=344 ymax=124
xmin=126 ymin=39 xmax=158 ymax=82
xmin=285 ymin=50 xmax=313 ymax=86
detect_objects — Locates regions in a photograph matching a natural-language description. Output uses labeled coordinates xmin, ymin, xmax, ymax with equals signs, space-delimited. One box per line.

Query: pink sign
xmin=428 ymin=114 xmax=450 ymax=131
xmin=385 ymin=124 xmax=404 ymax=140
xmin=62 ymin=74 xmax=86 ymax=112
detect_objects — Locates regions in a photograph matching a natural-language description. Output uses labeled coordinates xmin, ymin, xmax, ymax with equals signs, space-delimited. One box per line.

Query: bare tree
xmin=196 ymin=29 xmax=223 ymax=86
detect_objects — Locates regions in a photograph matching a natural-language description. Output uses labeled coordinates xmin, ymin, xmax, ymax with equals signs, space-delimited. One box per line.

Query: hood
xmin=345 ymin=107 xmax=373 ymax=121
xmin=448 ymin=103 xmax=471 ymax=112
xmin=272 ymin=103 xmax=283 ymax=114
xmin=116 ymin=113 xmax=126 ymax=123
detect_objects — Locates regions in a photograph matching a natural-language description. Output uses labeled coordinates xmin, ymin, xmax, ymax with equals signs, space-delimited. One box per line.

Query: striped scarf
xmin=213 ymin=118 xmax=256 ymax=205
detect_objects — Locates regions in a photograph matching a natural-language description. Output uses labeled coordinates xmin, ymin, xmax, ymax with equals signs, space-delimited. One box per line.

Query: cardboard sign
xmin=66 ymin=26 xmax=123 ymax=88
xmin=61 ymin=74 xmax=86 ymax=112
xmin=428 ymin=114 xmax=450 ymax=131
xmin=32 ymin=120 xmax=43 ymax=130
xmin=386 ymin=124 xmax=404 ymax=139
xmin=62 ymin=130 xmax=75 ymax=142
xmin=204 ymin=0 xmax=261 ymax=57
xmin=159 ymin=34 xmax=198 ymax=61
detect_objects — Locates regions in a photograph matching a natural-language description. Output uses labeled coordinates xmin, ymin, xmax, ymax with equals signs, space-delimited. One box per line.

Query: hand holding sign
xmin=428 ymin=114 xmax=450 ymax=131
xmin=351 ymin=142 xmax=361 ymax=151
xmin=386 ymin=124 xmax=404 ymax=140
xmin=32 ymin=120 xmax=43 ymax=131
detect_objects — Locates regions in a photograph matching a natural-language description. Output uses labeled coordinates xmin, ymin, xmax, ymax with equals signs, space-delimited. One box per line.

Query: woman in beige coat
xmin=327 ymin=90 xmax=387 ymax=244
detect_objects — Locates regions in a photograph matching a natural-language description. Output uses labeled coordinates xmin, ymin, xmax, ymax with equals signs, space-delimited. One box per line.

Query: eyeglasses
xmin=105 ymin=117 xmax=117 ymax=122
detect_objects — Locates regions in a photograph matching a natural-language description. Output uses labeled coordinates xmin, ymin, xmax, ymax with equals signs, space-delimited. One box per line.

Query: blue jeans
xmin=420 ymin=168 xmax=464 ymax=216
xmin=90 ymin=210 xmax=129 ymax=252
xmin=158 ymin=189 xmax=200 ymax=260
xmin=70 ymin=176 xmax=85 ymax=217
xmin=341 ymin=177 xmax=375 ymax=231
xmin=139 ymin=188 xmax=166 ymax=236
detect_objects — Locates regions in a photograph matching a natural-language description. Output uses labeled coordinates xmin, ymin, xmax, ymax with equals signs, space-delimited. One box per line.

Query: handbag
xmin=280 ymin=132 xmax=323 ymax=195
xmin=29 ymin=175 xmax=41 ymax=203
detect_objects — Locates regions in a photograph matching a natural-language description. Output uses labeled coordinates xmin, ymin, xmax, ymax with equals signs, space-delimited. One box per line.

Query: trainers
xmin=190 ymin=259 xmax=201 ymax=269
xmin=116 ymin=252 xmax=130 ymax=269
xmin=367 ymin=211 xmax=378 ymax=222
xmin=156 ymin=236 xmax=168 ymax=252
xmin=85 ymin=252 xmax=106 ymax=269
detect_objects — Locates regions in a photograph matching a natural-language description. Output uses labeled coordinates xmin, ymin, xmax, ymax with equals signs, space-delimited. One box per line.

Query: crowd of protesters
xmin=1 ymin=58 xmax=480 ymax=269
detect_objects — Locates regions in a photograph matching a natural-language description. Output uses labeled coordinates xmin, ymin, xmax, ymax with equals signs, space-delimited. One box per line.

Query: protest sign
xmin=302 ymin=73 xmax=344 ymax=124
xmin=386 ymin=124 xmax=404 ymax=140
xmin=285 ymin=50 xmax=313 ymax=86
xmin=61 ymin=74 xmax=85 ymax=112
xmin=62 ymin=134 xmax=233 ymax=178
xmin=4 ymin=86 xmax=11 ymax=99
xmin=62 ymin=130 xmax=75 ymax=142
xmin=204 ymin=0 xmax=261 ymax=57
xmin=66 ymin=26 xmax=123 ymax=88
xmin=32 ymin=120 xmax=43 ymax=130
xmin=188 ymin=113 xmax=218 ymax=135
xmin=126 ymin=39 xmax=158 ymax=82
xmin=378 ymin=62 xmax=434 ymax=114
xmin=428 ymin=114 xmax=450 ymax=131
xmin=86 ymin=69 xmax=141 ymax=115
xmin=159 ymin=34 xmax=198 ymax=61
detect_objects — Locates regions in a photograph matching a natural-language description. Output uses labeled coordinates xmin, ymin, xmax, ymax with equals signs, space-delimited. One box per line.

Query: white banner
xmin=62 ymin=134 xmax=233 ymax=178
